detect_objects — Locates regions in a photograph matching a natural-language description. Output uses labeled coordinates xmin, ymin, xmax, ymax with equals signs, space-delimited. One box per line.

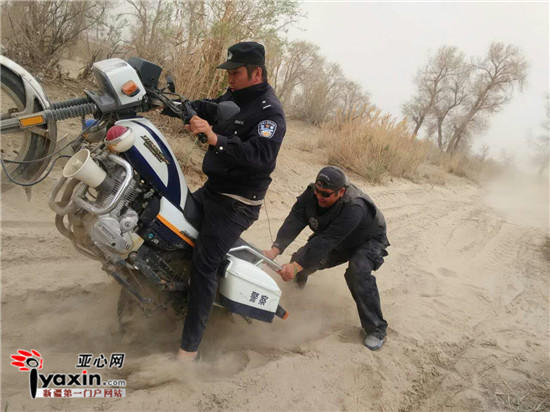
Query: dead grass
xmin=495 ymin=377 xmax=550 ymax=412
xmin=321 ymin=108 xmax=430 ymax=183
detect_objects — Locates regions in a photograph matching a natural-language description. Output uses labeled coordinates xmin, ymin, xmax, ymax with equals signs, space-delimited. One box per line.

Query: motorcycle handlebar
xmin=182 ymin=101 xmax=208 ymax=143
xmin=0 ymin=100 xmax=98 ymax=132
xmin=150 ymin=88 xmax=208 ymax=143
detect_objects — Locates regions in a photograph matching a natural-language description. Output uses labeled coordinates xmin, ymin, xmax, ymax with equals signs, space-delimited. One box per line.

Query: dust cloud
xmin=481 ymin=171 xmax=549 ymax=231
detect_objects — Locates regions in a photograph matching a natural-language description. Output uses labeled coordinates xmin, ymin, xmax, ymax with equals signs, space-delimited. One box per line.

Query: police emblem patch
xmin=308 ymin=217 xmax=319 ymax=231
xmin=258 ymin=120 xmax=277 ymax=138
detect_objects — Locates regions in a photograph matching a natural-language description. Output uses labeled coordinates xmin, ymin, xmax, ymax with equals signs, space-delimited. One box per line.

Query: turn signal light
xmin=19 ymin=114 xmax=45 ymax=128
xmin=121 ymin=80 xmax=140 ymax=97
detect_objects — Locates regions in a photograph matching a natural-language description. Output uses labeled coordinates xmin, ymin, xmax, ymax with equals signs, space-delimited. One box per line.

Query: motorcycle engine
xmin=85 ymin=158 xmax=143 ymax=255
xmin=90 ymin=210 xmax=138 ymax=253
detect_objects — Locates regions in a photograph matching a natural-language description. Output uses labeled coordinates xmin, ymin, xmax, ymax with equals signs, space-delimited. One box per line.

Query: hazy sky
xmin=287 ymin=1 xmax=549 ymax=167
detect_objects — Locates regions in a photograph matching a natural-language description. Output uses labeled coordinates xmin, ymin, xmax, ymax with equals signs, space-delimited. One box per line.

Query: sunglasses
xmin=314 ymin=185 xmax=337 ymax=198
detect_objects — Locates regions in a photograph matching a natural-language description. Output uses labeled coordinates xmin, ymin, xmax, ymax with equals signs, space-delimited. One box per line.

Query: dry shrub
xmin=431 ymin=150 xmax=504 ymax=183
xmin=321 ymin=107 xmax=429 ymax=183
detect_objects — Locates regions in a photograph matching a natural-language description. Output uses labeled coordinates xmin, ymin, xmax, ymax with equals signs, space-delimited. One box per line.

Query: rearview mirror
xmin=165 ymin=74 xmax=175 ymax=93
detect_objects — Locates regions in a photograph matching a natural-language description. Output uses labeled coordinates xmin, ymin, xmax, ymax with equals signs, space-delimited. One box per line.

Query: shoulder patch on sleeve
xmin=258 ymin=120 xmax=277 ymax=139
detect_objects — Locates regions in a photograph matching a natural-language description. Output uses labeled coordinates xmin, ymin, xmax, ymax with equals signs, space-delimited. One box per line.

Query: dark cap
xmin=217 ymin=41 xmax=265 ymax=70
xmin=316 ymin=166 xmax=348 ymax=190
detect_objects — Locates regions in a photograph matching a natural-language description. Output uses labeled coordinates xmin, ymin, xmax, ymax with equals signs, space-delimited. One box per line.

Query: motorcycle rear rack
xmin=227 ymin=245 xmax=282 ymax=272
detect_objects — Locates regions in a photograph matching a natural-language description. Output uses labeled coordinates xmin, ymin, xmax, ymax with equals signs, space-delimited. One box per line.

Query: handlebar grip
xmin=197 ymin=133 xmax=208 ymax=144
xmin=182 ymin=101 xmax=208 ymax=143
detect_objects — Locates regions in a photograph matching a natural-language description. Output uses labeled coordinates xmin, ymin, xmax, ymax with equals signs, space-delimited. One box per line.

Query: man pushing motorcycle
xmin=263 ymin=166 xmax=390 ymax=351
xmin=176 ymin=42 xmax=286 ymax=361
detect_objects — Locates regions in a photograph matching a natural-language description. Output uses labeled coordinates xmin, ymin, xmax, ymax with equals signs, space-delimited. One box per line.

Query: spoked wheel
xmin=0 ymin=65 xmax=56 ymax=191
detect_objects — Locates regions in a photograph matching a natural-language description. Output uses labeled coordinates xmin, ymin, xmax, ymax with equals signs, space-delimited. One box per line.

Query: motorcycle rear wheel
xmin=0 ymin=66 xmax=56 ymax=191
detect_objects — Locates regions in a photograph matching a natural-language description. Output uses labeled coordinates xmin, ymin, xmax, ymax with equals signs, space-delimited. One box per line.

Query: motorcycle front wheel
xmin=0 ymin=65 xmax=56 ymax=191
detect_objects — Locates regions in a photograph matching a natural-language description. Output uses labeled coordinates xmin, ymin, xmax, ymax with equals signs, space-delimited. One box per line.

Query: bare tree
xmin=2 ymin=1 xmax=108 ymax=74
xmin=263 ymin=36 xmax=286 ymax=94
xmin=430 ymin=55 xmax=471 ymax=150
xmin=446 ymin=42 xmax=528 ymax=153
xmin=337 ymin=79 xmax=370 ymax=120
xmin=402 ymin=46 xmax=463 ymax=137
xmin=293 ymin=61 xmax=349 ymax=124
xmin=404 ymin=43 xmax=528 ymax=153
xmin=125 ymin=0 xmax=178 ymax=65
xmin=274 ymin=41 xmax=319 ymax=105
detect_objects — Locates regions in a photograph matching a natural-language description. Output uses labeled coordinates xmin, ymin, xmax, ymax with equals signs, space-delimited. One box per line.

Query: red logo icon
xmin=10 ymin=349 xmax=43 ymax=371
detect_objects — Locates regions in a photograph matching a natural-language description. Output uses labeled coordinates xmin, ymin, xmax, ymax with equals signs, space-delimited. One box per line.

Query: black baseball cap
xmin=316 ymin=166 xmax=348 ymax=190
xmin=217 ymin=41 xmax=265 ymax=70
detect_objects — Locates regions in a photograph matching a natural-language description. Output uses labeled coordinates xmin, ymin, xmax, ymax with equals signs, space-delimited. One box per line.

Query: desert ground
xmin=1 ymin=79 xmax=549 ymax=412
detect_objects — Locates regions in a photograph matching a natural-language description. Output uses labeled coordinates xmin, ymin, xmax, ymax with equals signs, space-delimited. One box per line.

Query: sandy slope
xmin=1 ymin=91 xmax=549 ymax=411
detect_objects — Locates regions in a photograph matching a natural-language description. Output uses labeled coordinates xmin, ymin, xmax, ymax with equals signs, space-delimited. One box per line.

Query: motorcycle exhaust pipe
xmin=63 ymin=149 xmax=110 ymax=189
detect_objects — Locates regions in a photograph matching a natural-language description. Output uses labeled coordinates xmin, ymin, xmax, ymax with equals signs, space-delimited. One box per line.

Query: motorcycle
xmin=0 ymin=55 xmax=288 ymax=333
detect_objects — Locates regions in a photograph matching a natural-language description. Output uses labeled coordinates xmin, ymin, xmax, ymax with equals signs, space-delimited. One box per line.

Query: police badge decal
xmin=258 ymin=120 xmax=277 ymax=138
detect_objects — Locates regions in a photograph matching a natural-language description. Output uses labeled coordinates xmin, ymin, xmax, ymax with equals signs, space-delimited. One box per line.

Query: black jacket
xmin=272 ymin=184 xmax=389 ymax=269
xmin=194 ymin=82 xmax=286 ymax=201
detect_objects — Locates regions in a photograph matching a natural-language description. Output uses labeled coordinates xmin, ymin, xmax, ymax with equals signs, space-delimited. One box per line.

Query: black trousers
xmin=296 ymin=239 xmax=388 ymax=338
xmin=180 ymin=187 xmax=259 ymax=352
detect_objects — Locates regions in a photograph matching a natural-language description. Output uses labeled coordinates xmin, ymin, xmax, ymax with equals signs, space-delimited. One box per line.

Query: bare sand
xmin=1 ymin=84 xmax=548 ymax=411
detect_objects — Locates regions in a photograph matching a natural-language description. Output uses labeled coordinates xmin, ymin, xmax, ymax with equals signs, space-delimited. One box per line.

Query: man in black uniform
xmin=177 ymin=42 xmax=286 ymax=361
xmin=263 ymin=166 xmax=389 ymax=350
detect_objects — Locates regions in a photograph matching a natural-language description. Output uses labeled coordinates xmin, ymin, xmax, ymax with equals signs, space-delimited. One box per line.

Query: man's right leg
xmin=344 ymin=246 xmax=387 ymax=350
xmin=180 ymin=202 xmax=240 ymax=352
xmin=180 ymin=191 xmax=258 ymax=353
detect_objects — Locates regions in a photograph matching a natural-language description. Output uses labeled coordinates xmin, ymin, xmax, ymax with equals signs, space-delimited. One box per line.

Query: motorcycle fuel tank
xmin=115 ymin=118 xmax=190 ymax=212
